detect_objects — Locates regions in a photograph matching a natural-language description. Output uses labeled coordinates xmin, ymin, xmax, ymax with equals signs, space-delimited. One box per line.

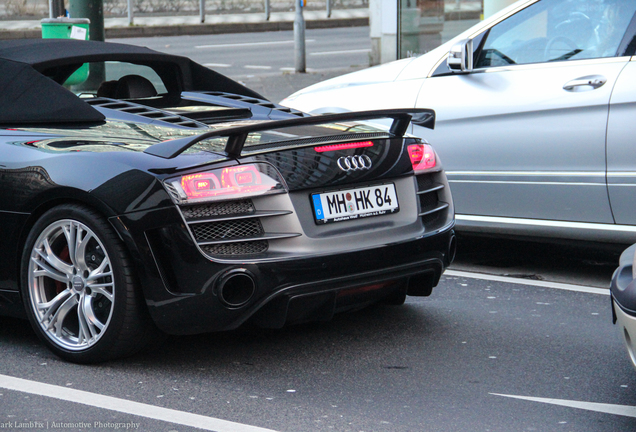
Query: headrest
xmin=114 ymin=74 xmax=157 ymax=99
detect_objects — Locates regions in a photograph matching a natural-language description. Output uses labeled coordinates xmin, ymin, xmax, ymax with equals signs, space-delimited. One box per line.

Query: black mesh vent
xmin=164 ymin=182 xmax=181 ymax=202
xmin=178 ymin=198 xmax=277 ymax=258
xmin=192 ymin=219 xmax=264 ymax=241
xmin=86 ymin=98 xmax=205 ymax=128
xmin=201 ymin=241 xmax=269 ymax=256
xmin=415 ymin=173 xmax=447 ymax=229
xmin=421 ymin=211 xmax=442 ymax=226
xmin=417 ymin=174 xmax=436 ymax=191
xmin=419 ymin=192 xmax=438 ymax=212
xmin=200 ymin=91 xmax=305 ymax=117
xmin=181 ymin=200 xmax=255 ymax=219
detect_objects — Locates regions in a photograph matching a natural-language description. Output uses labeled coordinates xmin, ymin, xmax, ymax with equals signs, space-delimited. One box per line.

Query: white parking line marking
xmin=0 ymin=374 xmax=278 ymax=432
xmin=244 ymin=65 xmax=272 ymax=70
xmin=490 ymin=393 xmax=636 ymax=418
xmin=196 ymin=40 xmax=315 ymax=49
xmin=444 ymin=270 xmax=609 ymax=296
xmin=310 ymin=49 xmax=371 ymax=56
xmin=203 ymin=63 xmax=232 ymax=68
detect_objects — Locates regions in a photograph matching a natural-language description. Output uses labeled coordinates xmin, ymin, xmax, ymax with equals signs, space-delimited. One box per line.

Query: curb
xmin=0 ymin=29 xmax=40 ymax=39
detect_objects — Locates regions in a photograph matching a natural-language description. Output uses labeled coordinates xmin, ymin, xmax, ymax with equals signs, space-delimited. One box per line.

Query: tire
xmin=20 ymin=204 xmax=160 ymax=363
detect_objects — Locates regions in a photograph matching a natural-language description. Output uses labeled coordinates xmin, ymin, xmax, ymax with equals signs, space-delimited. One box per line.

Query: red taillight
xmin=314 ymin=141 xmax=373 ymax=153
xmin=181 ymin=172 xmax=221 ymax=199
xmin=221 ymin=165 xmax=261 ymax=188
xmin=172 ymin=164 xmax=285 ymax=203
xmin=408 ymin=143 xmax=436 ymax=173
xmin=195 ymin=179 xmax=211 ymax=190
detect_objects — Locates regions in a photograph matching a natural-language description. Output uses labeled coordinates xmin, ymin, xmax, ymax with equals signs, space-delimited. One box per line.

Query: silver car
xmin=282 ymin=0 xmax=636 ymax=243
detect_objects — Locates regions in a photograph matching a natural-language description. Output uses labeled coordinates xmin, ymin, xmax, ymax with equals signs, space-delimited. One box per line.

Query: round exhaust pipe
xmin=217 ymin=269 xmax=256 ymax=308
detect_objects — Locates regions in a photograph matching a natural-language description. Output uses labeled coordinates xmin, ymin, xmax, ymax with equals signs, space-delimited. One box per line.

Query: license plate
xmin=311 ymin=183 xmax=399 ymax=225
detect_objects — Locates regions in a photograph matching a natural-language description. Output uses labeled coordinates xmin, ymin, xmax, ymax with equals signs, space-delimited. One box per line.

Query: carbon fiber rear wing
xmin=143 ymin=108 xmax=434 ymax=159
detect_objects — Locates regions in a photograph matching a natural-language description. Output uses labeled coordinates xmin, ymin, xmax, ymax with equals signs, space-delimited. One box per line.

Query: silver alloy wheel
xmin=27 ymin=219 xmax=115 ymax=351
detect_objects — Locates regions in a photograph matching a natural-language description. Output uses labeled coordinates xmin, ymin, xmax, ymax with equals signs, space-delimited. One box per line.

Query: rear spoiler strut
xmin=143 ymin=108 xmax=434 ymax=159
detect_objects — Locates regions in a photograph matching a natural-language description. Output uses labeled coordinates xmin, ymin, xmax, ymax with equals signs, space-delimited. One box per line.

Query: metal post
xmin=200 ymin=0 xmax=205 ymax=23
xmin=326 ymin=0 xmax=331 ymax=18
xmin=294 ymin=0 xmax=306 ymax=73
xmin=68 ymin=0 xmax=105 ymax=88
xmin=127 ymin=0 xmax=134 ymax=25
xmin=69 ymin=0 xmax=104 ymax=41
xmin=264 ymin=0 xmax=270 ymax=21
xmin=50 ymin=0 xmax=65 ymax=17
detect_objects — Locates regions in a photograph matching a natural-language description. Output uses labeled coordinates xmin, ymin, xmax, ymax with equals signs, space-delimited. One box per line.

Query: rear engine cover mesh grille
xmin=182 ymin=200 xmax=255 ymax=219
xmin=175 ymin=199 xmax=298 ymax=258
xmin=201 ymin=241 xmax=269 ymax=256
xmin=192 ymin=219 xmax=264 ymax=241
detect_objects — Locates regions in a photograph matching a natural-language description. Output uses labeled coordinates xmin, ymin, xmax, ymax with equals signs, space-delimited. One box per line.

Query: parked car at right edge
xmin=611 ymin=244 xmax=636 ymax=369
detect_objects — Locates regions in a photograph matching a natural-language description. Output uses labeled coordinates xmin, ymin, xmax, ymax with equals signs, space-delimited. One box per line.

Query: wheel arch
xmin=15 ymin=188 xmax=140 ymax=298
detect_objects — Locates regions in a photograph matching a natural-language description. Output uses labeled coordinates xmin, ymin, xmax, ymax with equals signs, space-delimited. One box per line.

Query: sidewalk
xmin=0 ymin=2 xmax=482 ymax=39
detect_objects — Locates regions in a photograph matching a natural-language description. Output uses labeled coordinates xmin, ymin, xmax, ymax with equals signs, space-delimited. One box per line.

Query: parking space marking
xmin=204 ymin=63 xmax=232 ymax=68
xmin=490 ymin=393 xmax=636 ymax=418
xmin=196 ymin=40 xmax=315 ymax=49
xmin=0 ymin=374 xmax=278 ymax=432
xmin=444 ymin=270 xmax=609 ymax=296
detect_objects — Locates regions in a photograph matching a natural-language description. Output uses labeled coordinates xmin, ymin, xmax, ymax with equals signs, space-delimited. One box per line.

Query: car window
xmin=69 ymin=61 xmax=168 ymax=97
xmin=475 ymin=0 xmax=636 ymax=68
xmin=103 ymin=62 xmax=167 ymax=94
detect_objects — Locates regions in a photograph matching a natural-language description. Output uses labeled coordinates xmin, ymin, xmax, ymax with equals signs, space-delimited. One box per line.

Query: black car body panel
xmin=0 ymin=39 xmax=454 ymax=361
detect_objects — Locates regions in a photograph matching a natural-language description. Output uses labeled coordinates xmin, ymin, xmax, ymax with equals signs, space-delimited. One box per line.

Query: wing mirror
xmin=447 ymin=39 xmax=473 ymax=73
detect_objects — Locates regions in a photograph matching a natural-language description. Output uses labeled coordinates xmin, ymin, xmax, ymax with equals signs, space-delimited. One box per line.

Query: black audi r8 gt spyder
xmin=0 ymin=38 xmax=455 ymax=363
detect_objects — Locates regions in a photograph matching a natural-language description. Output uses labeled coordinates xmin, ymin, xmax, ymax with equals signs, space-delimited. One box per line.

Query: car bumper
xmin=612 ymin=299 xmax=636 ymax=369
xmin=610 ymin=243 xmax=636 ymax=369
xmin=113 ymin=206 xmax=455 ymax=335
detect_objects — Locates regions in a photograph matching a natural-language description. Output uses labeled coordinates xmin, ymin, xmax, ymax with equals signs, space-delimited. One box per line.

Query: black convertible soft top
xmin=0 ymin=38 xmax=167 ymax=67
xmin=0 ymin=39 xmax=264 ymax=126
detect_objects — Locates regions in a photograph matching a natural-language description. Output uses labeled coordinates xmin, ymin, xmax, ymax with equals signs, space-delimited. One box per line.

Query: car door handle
xmin=563 ymin=75 xmax=607 ymax=92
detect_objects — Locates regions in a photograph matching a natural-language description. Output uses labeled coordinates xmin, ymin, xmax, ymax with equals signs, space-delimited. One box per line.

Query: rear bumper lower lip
xmin=146 ymin=224 xmax=455 ymax=335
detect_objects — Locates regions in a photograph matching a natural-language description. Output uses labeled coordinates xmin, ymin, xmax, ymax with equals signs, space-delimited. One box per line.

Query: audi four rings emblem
xmin=337 ymin=155 xmax=372 ymax=172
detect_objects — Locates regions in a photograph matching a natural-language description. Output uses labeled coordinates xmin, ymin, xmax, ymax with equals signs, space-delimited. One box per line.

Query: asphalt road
xmin=113 ymin=27 xmax=374 ymax=79
xmin=452 ymin=236 xmax=624 ymax=289
xmin=0 ymin=272 xmax=633 ymax=431
xmin=111 ymin=20 xmax=479 ymax=82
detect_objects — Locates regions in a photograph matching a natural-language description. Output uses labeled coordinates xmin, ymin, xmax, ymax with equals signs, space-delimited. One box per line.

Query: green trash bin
xmin=41 ymin=18 xmax=90 ymax=86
